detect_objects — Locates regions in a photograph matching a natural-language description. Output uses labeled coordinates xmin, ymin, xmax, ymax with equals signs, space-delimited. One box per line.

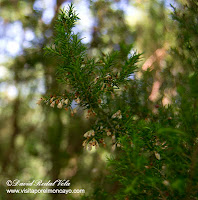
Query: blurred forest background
xmin=0 ymin=0 xmax=197 ymax=200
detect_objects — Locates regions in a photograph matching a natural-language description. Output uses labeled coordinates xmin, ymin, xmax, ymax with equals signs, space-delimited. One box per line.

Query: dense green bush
xmin=41 ymin=3 xmax=198 ymax=200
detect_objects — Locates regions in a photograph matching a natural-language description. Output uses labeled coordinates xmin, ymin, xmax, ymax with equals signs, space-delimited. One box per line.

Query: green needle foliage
xmin=41 ymin=3 xmax=198 ymax=200
xmin=43 ymin=3 xmax=141 ymax=149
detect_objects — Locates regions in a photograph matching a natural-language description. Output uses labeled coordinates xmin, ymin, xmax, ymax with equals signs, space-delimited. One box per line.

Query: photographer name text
xmin=6 ymin=179 xmax=70 ymax=187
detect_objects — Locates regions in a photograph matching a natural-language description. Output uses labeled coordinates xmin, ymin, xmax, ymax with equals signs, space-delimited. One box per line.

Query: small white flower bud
xmin=107 ymin=131 xmax=111 ymax=136
xmin=112 ymin=144 xmax=116 ymax=151
xmin=75 ymin=98 xmax=80 ymax=104
xmin=50 ymin=101 xmax=55 ymax=108
xmin=162 ymin=180 xmax=169 ymax=186
xmin=64 ymin=99 xmax=69 ymax=105
xmin=117 ymin=143 xmax=121 ymax=147
xmin=84 ymin=132 xmax=88 ymax=138
xmin=50 ymin=97 xmax=54 ymax=103
xmin=155 ymin=152 xmax=161 ymax=160
xmin=112 ymin=110 xmax=122 ymax=119
xmin=82 ymin=140 xmax=87 ymax=147
xmin=57 ymin=102 xmax=63 ymax=109
xmin=84 ymin=130 xmax=95 ymax=138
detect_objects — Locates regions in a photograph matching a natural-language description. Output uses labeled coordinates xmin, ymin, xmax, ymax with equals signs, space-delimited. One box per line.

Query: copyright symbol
xmin=6 ymin=180 xmax=12 ymax=186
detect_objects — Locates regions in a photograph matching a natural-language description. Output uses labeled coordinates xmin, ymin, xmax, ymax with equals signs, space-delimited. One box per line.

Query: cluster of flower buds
xmin=99 ymin=73 xmax=114 ymax=91
xmin=86 ymin=109 xmax=96 ymax=119
xmin=49 ymin=97 xmax=69 ymax=109
xmin=104 ymin=74 xmax=113 ymax=88
xmin=84 ymin=130 xmax=95 ymax=138
xmin=112 ymin=110 xmax=122 ymax=119
xmin=82 ymin=129 xmax=108 ymax=150
xmin=82 ymin=138 xmax=99 ymax=151
xmin=103 ymin=127 xmax=111 ymax=136
xmin=37 ymin=96 xmax=75 ymax=115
